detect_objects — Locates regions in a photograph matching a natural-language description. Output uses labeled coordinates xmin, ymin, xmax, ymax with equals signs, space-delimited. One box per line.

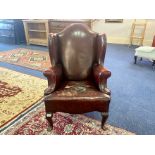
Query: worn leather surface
xmin=44 ymin=81 xmax=110 ymax=113
xmin=45 ymin=99 xmax=110 ymax=114
xmin=57 ymin=24 xmax=97 ymax=80
xmin=44 ymin=23 xmax=111 ymax=116
xmin=93 ymin=64 xmax=111 ymax=93
xmin=43 ymin=64 xmax=63 ymax=95
xmin=48 ymin=24 xmax=108 ymax=81
xmin=48 ymin=33 xmax=59 ymax=66
xmin=45 ymin=81 xmax=110 ymax=99
xmin=52 ymin=24 xmax=97 ymax=80
xmin=96 ymin=34 xmax=107 ymax=64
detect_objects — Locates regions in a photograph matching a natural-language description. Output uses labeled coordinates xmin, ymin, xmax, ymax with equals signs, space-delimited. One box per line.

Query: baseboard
xmin=107 ymin=37 xmax=152 ymax=46
xmin=107 ymin=37 xmax=129 ymax=44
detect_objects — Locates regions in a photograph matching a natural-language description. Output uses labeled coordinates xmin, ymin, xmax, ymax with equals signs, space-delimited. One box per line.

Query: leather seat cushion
xmin=44 ymin=81 xmax=110 ymax=113
xmin=46 ymin=81 xmax=110 ymax=99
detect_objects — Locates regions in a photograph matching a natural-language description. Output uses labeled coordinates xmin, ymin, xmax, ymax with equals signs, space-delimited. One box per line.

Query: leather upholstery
xmin=96 ymin=34 xmax=107 ymax=64
xmin=45 ymin=81 xmax=110 ymax=99
xmin=93 ymin=64 xmax=111 ymax=93
xmin=44 ymin=81 xmax=110 ymax=114
xmin=58 ymin=24 xmax=97 ymax=80
xmin=44 ymin=23 xmax=111 ymax=129
xmin=43 ymin=64 xmax=63 ymax=95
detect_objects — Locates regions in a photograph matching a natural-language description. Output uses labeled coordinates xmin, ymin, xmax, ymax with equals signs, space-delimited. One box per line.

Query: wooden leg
xmin=46 ymin=112 xmax=53 ymax=131
xmin=101 ymin=112 xmax=109 ymax=130
xmin=134 ymin=56 xmax=137 ymax=64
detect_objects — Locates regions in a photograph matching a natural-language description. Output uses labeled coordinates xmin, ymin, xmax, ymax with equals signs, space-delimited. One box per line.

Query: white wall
xmin=92 ymin=19 xmax=155 ymax=46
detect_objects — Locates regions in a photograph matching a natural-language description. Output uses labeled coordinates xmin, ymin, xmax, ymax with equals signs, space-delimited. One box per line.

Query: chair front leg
xmin=46 ymin=112 xmax=53 ymax=131
xmin=101 ymin=112 xmax=109 ymax=130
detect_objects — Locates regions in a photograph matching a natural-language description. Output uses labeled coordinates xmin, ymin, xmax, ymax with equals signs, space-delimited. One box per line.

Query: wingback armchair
xmin=43 ymin=23 xmax=111 ymax=130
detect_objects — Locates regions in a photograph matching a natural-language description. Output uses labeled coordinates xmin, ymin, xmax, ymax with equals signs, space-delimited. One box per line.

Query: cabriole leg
xmin=101 ymin=112 xmax=109 ymax=130
xmin=46 ymin=112 xmax=53 ymax=131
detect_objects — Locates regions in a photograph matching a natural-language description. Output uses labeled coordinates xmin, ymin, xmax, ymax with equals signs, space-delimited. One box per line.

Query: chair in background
xmin=43 ymin=24 xmax=111 ymax=130
xmin=134 ymin=35 xmax=155 ymax=68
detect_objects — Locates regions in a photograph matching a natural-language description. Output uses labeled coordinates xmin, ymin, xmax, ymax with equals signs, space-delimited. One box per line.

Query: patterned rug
xmin=1 ymin=103 xmax=135 ymax=135
xmin=0 ymin=67 xmax=47 ymax=128
xmin=0 ymin=48 xmax=50 ymax=71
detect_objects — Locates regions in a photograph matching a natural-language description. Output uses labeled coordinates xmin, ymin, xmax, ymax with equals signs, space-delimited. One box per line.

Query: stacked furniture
xmin=0 ymin=19 xmax=25 ymax=44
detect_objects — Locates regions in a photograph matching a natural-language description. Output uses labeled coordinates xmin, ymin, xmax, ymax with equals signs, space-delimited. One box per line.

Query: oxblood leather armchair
xmin=43 ymin=23 xmax=111 ymax=130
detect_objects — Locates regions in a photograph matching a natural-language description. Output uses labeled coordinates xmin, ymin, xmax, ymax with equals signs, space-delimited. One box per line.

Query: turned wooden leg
xmin=101 ymin=112 xmax=109 ymax=129
xmin=134 ymin=56 xmax=137 ymax=64
xmin=46 ymin=112 xmax=53 ymax=131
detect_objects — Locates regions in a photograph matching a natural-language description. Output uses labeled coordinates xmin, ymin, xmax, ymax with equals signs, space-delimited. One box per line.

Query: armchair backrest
xmin=48 ymin=23 xmax=107 ymax=80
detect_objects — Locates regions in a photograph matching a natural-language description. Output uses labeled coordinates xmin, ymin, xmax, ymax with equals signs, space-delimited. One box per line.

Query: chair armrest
xmin=93 ymin=64 xmax=111 ymax=93
xmin=43 ymin=64 xmax=63 ymax=95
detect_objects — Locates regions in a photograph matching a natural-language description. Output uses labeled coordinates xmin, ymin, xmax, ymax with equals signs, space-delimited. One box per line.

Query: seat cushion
xmin=46 ymin=81 xmax=110 ymax=99
xmin=136 ymin=46 xmax=155 ymax=53
xmin=135 ymin=46 xmax=155 ymax=59
xmin=44 ymin=81 xmax=110 ymax=113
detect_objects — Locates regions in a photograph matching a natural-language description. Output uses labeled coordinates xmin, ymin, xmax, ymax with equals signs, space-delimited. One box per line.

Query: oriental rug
xmin=0 ymin=67 xmax=47 ymax=128
xmin=0 ymin=48 xmax=50 ymax=71
xmin=1 ymin=103 xmax=135 ymax=135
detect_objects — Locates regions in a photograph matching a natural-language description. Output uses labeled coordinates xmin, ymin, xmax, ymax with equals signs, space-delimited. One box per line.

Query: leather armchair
xmin=43 ymin=23 xmax=111 ymax=130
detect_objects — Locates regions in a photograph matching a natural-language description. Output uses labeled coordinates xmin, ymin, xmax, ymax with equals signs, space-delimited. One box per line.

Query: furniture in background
xmin=49 ymin=19 xmax=91 ymax=33
xmin=134 ymin=35 xmax=155 ymax=68
xmin=0 ymin=19 xmax=25 ymax=44
xmin=43 ymin=23 xmax=111 ymax=130
xmin=23 ymin=20 xmax=49 ymax=46
xmin=105 ymin=19 xmax=123 ymax=23
xmin=130 ymin=19 xmax=147 ymax=46
xmin=22 ymin=20 xmax=92 ymax=46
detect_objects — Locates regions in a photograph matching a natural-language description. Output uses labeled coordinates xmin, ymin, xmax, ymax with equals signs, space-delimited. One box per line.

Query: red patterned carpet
xmin=1 ymin=103 xmax=135 ymax=135
xmin=0 ymin=48 xmax=50 ymax=71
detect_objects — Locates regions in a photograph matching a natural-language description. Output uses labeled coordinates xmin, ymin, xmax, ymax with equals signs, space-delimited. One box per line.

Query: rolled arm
xmin=93 ymin=64 xmax=111 ymax=93
xmin=43 ymin=64 xmax=62 ymax=95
